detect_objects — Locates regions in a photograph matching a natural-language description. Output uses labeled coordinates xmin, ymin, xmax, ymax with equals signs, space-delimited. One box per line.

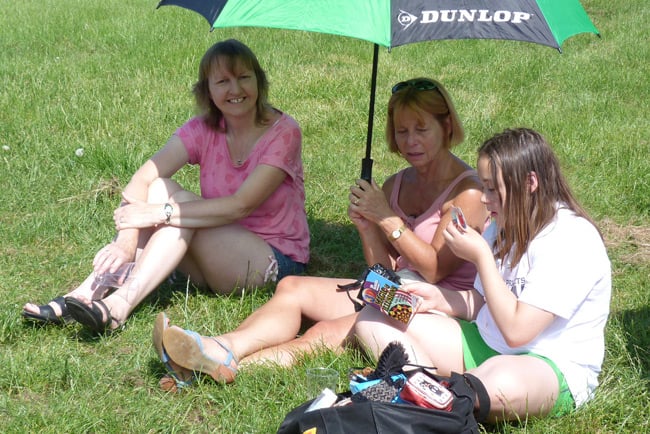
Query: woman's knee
xmin=352 ymin=306 xmax=392 ymax=345
xmin=471 ymin=356 xmax=558 ymax=419
xmin=147 ymin=178 xmax=196 ymax=203
xmin=263 ymin=276 xmax=309 ymax=309
xmin=275 ymin=275 xmax=304 ymax=297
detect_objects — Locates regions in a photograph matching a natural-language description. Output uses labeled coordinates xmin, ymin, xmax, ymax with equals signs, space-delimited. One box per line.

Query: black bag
xmin=336 ymin=263 xmax=402 ymax=312
xmin=277 ymin=343 xmax=490 ymax=434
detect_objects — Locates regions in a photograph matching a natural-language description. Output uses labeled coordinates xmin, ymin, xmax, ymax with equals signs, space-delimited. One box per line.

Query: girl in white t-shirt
xmin=354 ymin=128 xmax=611 ymax=422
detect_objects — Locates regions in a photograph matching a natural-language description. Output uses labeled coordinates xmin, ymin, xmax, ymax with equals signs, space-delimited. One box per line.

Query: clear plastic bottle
xmin=94 ymin=262 xmax=135 ymax=288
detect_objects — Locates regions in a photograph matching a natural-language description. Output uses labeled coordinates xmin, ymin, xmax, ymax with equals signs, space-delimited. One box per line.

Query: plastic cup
xmin=94 ymin=262 xmax=135 ymax=287
xmin=306 ymin=367 xmax=338 ymax=398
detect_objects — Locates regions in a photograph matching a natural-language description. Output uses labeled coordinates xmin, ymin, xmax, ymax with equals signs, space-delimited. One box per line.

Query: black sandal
xmin=22 ymin=296 xmax=73 ymax=325
xmin=65 ymin=297 xmax=117 ymax=333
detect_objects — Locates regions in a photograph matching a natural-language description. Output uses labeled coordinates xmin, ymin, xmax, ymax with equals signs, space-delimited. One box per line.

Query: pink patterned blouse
xmin=175 ymin=113 xmax=309 ymax=264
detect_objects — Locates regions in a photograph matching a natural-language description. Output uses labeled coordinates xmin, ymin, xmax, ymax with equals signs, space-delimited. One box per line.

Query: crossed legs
xmin=159 ymin=275 xmax=361 ymax=384
xmin=24 ymin=174 xmax=285 ymax=329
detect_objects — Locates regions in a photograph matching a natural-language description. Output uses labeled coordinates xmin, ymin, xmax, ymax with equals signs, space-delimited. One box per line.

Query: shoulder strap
xmin=463 ymin=373 xmax=491 ymax=423
xmin=438 ymin=169 xmax=477 ymax=205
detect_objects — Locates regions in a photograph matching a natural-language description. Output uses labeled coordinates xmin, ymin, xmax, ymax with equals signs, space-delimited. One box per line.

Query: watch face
xmin=392 ymin=229 xmax=401 ymax=239
xmin=163 ymin=203 xmax=173 ymax=222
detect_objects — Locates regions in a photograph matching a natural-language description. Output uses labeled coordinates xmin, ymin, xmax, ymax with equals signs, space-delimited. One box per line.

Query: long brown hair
xmin=479 ymin=128 xmax=601 ymax=266
xmin=193 ymin=39 xmax=271 ymax=130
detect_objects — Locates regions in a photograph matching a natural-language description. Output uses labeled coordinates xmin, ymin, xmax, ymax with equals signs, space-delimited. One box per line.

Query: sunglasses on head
xmin=391 ymin=79 xmax=439 ymax=94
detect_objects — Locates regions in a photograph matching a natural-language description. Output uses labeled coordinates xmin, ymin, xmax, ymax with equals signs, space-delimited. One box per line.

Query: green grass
xmin=1 ymin=0 xmax=648 ymax=432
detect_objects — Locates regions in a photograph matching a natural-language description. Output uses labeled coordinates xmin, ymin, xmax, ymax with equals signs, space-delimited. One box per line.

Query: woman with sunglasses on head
xmin=22 ymin=39 xmax=309 ymax=333
xmin=354 ymin=128 xmax=611 ymax=422
xmin=157 ymin=78 xmax=489 ymax=390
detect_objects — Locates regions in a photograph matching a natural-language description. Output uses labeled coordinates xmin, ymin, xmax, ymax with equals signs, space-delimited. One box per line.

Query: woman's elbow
xmin=501 ymin=330 xmax=536 ymax=348
xmin=231 ymin=209 xmax=249 ymax=222
xmin=233 ymin=203 xmax=255 ymax=221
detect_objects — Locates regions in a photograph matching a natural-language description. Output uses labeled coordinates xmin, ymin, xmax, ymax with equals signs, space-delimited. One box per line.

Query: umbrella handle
xmin=360 ymin=158 xmax=373 ymax=182
xmin=360 ymin=44 xmax=379 ymax=182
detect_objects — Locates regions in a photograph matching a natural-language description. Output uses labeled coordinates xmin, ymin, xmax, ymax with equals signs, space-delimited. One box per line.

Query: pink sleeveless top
xmin=390 ymin=169 xmax=478 ymax=291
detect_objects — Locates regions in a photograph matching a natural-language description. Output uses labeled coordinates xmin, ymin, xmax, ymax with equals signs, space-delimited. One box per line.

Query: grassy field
xmin=1 ymin=0 xmax=648 ymax=432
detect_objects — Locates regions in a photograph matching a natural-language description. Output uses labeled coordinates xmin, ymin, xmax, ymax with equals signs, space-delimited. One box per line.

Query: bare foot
xmin=22 ymin=301 xmax=64 ymax=317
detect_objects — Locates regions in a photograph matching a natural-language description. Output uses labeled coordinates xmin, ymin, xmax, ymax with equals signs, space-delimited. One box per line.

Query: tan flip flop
xmin=162 ymin=325 xmax=238 ymax=384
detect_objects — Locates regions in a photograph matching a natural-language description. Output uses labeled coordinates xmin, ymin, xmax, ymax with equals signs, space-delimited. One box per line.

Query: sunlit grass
xmin=1 ymin=0 xmax=648 ymax=432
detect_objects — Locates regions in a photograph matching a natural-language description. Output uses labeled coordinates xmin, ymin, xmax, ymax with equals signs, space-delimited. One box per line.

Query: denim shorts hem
xmin=271 ymin=246 xmax=307 ymax=282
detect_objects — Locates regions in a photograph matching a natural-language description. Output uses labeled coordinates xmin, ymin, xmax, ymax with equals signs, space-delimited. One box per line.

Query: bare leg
xmin=240 ymin=314 xmax=359 ymax=367
xmin=182 ymin=224 xmax=276 ymax=293
xmin=71 ymin=178 xmax=197 ymax=327
xmin=219 ymin=276 xmax=358 ymax=357
xmin=470 ymin=355 xmax=560 ymax=422
xmin=163 ymin=275 xmax=360 ymax=375
xmin=100 ymin=224 xmax=195 ymax=324
xmin=354 ymin=305 xmax=465 ymax=373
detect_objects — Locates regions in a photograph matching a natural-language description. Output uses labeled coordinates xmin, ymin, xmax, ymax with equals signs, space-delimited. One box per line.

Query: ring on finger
xmin=354 ymin=198 xmax=360 ymax=205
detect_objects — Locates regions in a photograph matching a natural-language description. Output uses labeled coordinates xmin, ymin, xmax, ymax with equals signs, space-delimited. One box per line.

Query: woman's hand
xmin=347 ymin=204 xmax=371 ymax=230
xmin=400 ymin=282 xmax=445 ymax=313
xmin=442 ymin=221 xmax=491 ymax=265
xmin=348 ymin=179 xmax=394 ymax=226
xmin=113 ymin=193 xmax=163 ymax=230
xmin=92 ymin=241 xmax=133 ymax=276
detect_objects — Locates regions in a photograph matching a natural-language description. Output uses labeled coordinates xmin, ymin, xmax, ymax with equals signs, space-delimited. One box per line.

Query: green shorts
xmin=459 ymin=319 xmax=574 ymax=417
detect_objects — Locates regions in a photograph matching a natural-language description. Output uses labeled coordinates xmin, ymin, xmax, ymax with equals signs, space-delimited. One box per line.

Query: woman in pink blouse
xmin=22 ymin=39 xmax=309 ymax=334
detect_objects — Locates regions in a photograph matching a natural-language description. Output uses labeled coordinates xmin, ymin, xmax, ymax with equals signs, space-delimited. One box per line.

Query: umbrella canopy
xmin=157 ymin=0 xmax=599 ymax=179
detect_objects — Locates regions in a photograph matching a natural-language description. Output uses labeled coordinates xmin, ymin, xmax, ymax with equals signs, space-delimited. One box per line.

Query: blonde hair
xmin=386 ymin=78 xmax=464 ymax=153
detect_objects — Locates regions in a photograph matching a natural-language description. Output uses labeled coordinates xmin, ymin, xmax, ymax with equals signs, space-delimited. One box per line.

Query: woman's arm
xmin=163 ymin=164 xmax=286 ymax=227
xmin=117 ymin=134 xmax=287 ymax=229
xmin=93 ymin=135 xmax=190 ymax=273
xmin=444 ymin=224 xmax=555 ymax=346
xmin=472 ymin=247 xmax=555 ymax=346
xmin=351 ymin=175 xmax=487 ymax=283
xmin=404 ymin=281 xmax=486 ymax=320
xmin=389 ymin=185 xmax=486 ymax=283
xmin=349 ymin=176 xmax=399 ymax=268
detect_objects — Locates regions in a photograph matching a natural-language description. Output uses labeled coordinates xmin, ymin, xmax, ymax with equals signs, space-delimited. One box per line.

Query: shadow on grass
xmin=64 ymin=280 xmax=206 ymax=342
xmin=611 ymin=305 xmax=650 ymax=381
xmin=307 ymin=217 xmax=366 ymax=278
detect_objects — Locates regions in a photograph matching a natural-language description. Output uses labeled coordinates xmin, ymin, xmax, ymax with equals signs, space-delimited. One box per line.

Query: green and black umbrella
xmin=158 ymin=0 xmax=599 ymax=180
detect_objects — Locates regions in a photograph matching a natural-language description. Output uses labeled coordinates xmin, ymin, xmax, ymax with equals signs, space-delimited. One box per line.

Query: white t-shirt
xmin=474 ymin=207 xmax=611 ymax=407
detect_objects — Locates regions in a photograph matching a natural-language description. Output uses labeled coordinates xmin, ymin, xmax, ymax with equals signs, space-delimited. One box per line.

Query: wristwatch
xmin=163 ymin=203 xmax=173 ymax=224
xmin=390 ymin=224 xmax=406 ymax=241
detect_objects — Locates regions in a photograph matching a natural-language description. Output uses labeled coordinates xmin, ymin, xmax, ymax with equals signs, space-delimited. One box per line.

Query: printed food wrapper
xmin=361 ymin=270 xmax=421 ymax=325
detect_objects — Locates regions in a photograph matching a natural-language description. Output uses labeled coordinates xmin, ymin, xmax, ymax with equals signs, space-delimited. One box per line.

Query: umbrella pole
xmin=360 ymin=43 xmax=379 ymax=182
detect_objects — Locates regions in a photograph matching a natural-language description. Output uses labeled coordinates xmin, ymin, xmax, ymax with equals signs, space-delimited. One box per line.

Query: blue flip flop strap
xmin=183 ymin=329 xmax=238 ymax=371
xmin=211 ymin=338 xmax=239 ymax=367
xmin=160 ymin=347 xmax=195 ymax=388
